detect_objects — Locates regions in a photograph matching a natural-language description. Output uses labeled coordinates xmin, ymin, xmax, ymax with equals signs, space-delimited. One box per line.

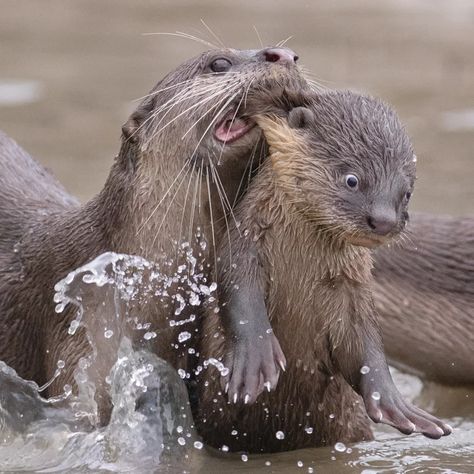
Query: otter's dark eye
xmin=345 ymin=174 xmax=359 ymax=189
xmin=405 ymin=191 xmax=412 ymax=201
xmin=210 ymin=58 xmax=232 ymax=73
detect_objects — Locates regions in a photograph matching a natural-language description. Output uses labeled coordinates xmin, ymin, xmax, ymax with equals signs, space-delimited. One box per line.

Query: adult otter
xmin=373 ymin=213 xmax=474 ymax=385
xmin=196 ymin=90 xmax=452 ymax=452
xmin=0 ymin=47 xmax=306 ymax=420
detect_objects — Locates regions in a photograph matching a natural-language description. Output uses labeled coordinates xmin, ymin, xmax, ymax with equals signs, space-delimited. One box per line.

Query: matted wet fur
xmin=0 ymin=46 xmax=308 ymax=422
xmin=196 ymin=89 xmax=452 ymax=452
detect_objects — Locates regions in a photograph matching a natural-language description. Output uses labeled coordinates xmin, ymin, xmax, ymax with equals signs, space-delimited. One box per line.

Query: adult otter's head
xmin=121 ymin=47 xmax=306 ymax=175
xmin=254 ymin=90 xmax=416 ymax=248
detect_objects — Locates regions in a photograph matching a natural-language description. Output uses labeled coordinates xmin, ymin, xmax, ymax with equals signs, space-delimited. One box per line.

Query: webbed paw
xmin=222 ymin=332 xmax=286 ymax=404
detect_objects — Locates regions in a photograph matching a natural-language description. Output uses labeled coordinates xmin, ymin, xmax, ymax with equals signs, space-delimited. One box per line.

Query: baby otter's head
xmin=256 ymin=90 xmax=416 ymax=247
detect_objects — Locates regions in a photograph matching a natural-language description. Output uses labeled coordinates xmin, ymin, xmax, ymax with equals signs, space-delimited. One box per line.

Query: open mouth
xmin=214 ymin=109 xmax=255 ymax=143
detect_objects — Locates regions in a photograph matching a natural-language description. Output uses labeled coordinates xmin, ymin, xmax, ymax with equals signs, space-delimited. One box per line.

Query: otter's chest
xmin=255 ymin=216 xmax=370 ymax=356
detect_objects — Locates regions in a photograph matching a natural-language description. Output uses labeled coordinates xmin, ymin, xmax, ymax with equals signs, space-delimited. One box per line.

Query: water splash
xmin=0 ymin=250 xmax=215 ymax=472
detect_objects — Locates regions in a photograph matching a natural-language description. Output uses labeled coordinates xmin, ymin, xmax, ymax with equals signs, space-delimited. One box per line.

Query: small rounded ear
xmin=288 ymin=107 xmax=314 ymax=129
xmin=121 ymin=101 xmax=153 ymax=144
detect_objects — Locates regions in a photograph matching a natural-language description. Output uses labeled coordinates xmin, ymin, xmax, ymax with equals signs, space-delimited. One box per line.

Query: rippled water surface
xmin=0 ymin=0 xmax=473 ymax=472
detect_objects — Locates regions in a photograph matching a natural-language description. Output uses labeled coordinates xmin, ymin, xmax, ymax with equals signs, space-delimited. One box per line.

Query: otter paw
xmin=222 ymin=332 xmax=286 ymax=405
xmin=364 ymin=392 xmax=452 ymax=439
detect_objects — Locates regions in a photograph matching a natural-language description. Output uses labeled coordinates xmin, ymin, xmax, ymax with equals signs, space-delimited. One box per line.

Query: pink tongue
xmin=215 ymin=117 xmax=248 ymax=142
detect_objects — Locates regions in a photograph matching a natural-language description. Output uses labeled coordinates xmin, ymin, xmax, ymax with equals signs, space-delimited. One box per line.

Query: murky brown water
xmin=1 ymin=0 xmax=473 ymax=472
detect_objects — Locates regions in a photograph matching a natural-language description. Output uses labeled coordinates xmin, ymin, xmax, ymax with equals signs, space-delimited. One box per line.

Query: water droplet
xmin=329 ymin=413 xmax=335 ymax=419
xmin=360 ymin=365 xmax=370 ymax=374
xmin=56 ymin=360 xmax=65 ymax=369
xmin=275 ymin=430 xmax=285 ymax=440
xmin=305 ymin=427 xmax=313 ymax=434
xmin=177 ymin=437 xmax=186 ymax=446
xmin=178 ymin=331 xmax=191 ymax=343
xmin=221 ymin=444 xmax=229 ymax=452
xmin=194 ymin=441 xmax=203 ymax=449
xmin=241 ymin=454 xmax=248 ymax=462
xmin=104 ymin=329 xmax=113 ymax=339
xmin=231 ymin=429 xmax=238 ymax=436
xmin=265 ymin=460 xmax=271 ymax=466
xmin=178 ymin=369 xmax=187 ymax=379
xmin=335 ymin=442 xmax=346 ymax=452
xmin=297 ymin=460 xmax=304 ymax=467
xmin=143 ymin=331 xmax=157 ymax=340
xmin=371 ymin=391 xmax=381 ymax=401
xmin=68 ymin=320 xmax=80 ymax=335
xmin=63 ymin=384 xmax=72 ymax=396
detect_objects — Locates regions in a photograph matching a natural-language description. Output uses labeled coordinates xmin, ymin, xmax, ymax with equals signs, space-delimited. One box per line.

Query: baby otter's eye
xmin=345 ymin=174 xmax=359 ymax=189
xmin=405 ymin=191 xmax=412 ymax=201
xmin=210 ymin=58 xmax=232 ymax=73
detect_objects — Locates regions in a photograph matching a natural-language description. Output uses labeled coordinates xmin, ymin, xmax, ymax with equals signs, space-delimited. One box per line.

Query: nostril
xmin=264 ymin=51 xmax=281 ymax=63
xmin=367 ymin=216 xmax=376 ymax=230
xmin=367 ymin=215 xmax=396 ymax=236
xmin=262 ymin=47 xmax=298 ymax=65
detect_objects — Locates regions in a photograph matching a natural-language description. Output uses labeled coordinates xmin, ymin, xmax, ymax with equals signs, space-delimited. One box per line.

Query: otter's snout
xmin=259 ymin=47 xmax=298 ymax=65
xmin=367 ymin=208 xmax=397 ymax=236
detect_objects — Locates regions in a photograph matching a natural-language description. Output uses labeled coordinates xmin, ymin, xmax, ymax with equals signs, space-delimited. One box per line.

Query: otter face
xmin=122 ymin=47 xmax=307 ymax=173
xmin=265 ymin=91 xmax=416 ymax=248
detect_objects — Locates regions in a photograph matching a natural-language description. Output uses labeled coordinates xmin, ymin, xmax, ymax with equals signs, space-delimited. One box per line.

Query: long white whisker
xmin=136 ymin=159 xmax=190 ymax=234
xmin=205 ymin=166 xmax=218 ymax=273
xmin=187 ymin=90 xmax=241 ymax=162
xmin=253 ymin=25 xmax=264 ymax=48
xmin=276 ymin=35 xmax=293 ymax=47
xmin=200 ymin=19 xmax=226 ymax=48
xmin=147 ymin=82 xmax=240 ymax=146
xmin=151 ymin=164 xmax=192 ymax=247
xmin=142 ymin=31 xmax=217 ymax=49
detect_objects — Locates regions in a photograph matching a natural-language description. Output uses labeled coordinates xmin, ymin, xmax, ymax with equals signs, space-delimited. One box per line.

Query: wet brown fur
xmin=195 ymin=93 xmax=451 ymax=452
xmin=0 ymin=48 xmax=307 ymax=420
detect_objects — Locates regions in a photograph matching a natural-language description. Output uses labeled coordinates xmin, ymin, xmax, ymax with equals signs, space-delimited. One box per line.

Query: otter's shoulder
xmin=0 ymin=130 xmax=78 ymax=208
xmin=0 ymin=131 xmax=79 ymax=258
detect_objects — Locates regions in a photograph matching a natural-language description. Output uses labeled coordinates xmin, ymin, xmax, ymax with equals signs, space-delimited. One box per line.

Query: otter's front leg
xmin=217 ymin=244 xmax=285 ymax=404
xmin=355 ymin=338 xmax=452 ymax=438
xmin=331 ymin=296 xmax=452 ymax=439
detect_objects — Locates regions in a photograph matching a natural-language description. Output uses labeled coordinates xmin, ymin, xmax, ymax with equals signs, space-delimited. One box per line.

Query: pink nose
xmin=261 ymin=47 xmax=299 ymax=65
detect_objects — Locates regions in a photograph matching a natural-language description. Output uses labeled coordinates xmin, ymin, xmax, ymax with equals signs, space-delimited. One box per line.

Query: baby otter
xmin=0 ymin=47 xmax=306 ymax=422
xmin=196 ymin=89 xmax=452 ymax=452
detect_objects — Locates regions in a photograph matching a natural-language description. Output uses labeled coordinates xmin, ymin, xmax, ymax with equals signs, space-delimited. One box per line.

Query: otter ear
xmin=288 ymin=107 xmax=314 ymax=130
xmin=122 ymin=101 xmax=154 ymax=144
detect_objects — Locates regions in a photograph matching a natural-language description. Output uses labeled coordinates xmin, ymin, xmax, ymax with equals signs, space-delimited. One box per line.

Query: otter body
xmin=374 ymin=212 xmax=474 ymax=385
xmin=0 ymin=47 xmax=305 ymax=419
xmin=198 ymin=167 xmax=375 ymax=451
xmin=196 ymin=90 xmax=451 ymax=452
